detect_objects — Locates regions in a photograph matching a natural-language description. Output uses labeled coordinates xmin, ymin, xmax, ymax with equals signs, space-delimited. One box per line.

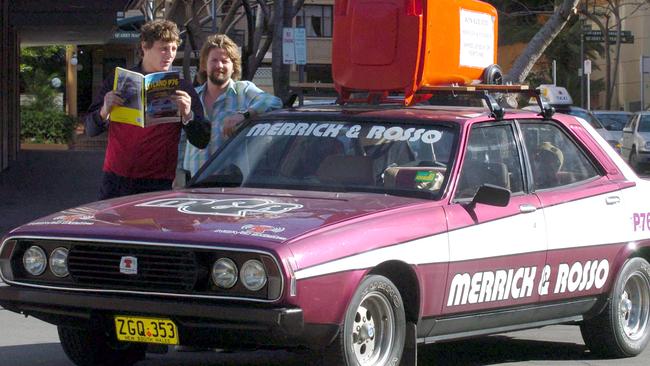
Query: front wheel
xmin=58 ymin=325 xmax=146 ymax=366
xmin=324 ymin=275 xmax=406 ymax=366
xmin=580 ymin=257 xmax=650 ymax=357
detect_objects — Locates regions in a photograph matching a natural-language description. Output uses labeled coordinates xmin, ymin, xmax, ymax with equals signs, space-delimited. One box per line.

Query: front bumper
xmin=0 ymin=285 xmax=337 ymax=349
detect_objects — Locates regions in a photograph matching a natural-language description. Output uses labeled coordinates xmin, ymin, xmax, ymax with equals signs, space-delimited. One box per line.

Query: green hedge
xmin=20 ymin=107 xmax=75 ymax=144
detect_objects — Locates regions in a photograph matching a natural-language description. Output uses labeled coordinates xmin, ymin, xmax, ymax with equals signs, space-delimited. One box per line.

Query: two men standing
xmin=86 ymin=21 xmax=281 ymax=199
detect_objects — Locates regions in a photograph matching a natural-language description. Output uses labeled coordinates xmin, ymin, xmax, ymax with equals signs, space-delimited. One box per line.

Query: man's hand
xmin=222 ymin=113 xmax=247 ymax=138
xmin=100 ymin=91 xmax=124 ymax=120
xmin=171 ymin=90 xmax=192 ymax=122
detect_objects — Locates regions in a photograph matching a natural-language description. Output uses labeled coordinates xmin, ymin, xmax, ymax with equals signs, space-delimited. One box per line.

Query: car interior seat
xmin=316 ymin=154 xmax=375 ymax=186
xmin=279 ymin=138 xmax=344 ymax=178
xmin=533 ymin=142 xmax=564 ymax=189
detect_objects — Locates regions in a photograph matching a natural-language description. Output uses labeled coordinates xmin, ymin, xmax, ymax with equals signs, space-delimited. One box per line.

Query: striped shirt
xmin=178 ymin=80 xmax=282 ymax=175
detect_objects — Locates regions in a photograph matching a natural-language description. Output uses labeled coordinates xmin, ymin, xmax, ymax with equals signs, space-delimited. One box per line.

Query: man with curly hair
xmin=178 ymin=34 xmax=282 ymax=176
xmin=85 ymin=20 xmax=210 ymax=199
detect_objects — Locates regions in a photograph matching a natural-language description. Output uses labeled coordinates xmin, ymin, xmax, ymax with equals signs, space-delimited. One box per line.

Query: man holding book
xmin=84 ymin=20 xmax=210 ymax=200
xmin=178 ymin=34 xmax=282 ymax=176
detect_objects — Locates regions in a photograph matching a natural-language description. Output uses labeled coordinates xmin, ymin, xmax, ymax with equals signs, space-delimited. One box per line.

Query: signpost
xmin=584 ymin=59 xmax=592 ymax=110
xmin=284 ymin=27 xmax=309 ymax=105
xmin=642 ymin=56 xmax=650 ymax=111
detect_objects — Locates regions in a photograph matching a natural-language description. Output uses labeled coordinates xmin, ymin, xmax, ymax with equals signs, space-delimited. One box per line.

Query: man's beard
xmin=208 ymin=70 xmax=229 ymax=86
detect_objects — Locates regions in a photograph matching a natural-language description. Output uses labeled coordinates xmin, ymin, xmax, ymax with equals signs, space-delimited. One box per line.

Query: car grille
xmin=67 ymin=244 xmax=199 ymax=292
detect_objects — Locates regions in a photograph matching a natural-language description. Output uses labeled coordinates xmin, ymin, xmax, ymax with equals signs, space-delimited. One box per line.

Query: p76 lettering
xmin=633 ymin=212 xmax=650 ymax=232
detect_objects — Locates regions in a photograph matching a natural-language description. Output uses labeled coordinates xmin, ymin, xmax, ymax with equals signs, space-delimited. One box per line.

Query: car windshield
xmin=594 ymin=113 xmax=631 ymax=131
xmin=563 ymin=109 xmax=605 ymax=130
xmin=191 ymin=119 xmax=459 ymax=199
xmin=640 ymin=115 xmax=650 ymax=133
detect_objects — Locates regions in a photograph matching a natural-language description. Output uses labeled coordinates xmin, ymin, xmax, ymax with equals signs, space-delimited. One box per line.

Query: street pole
xmin=642 ymin=57 xmax=645 ymax=111
xmin=642 ymin=56 xmax=650 ymax=110
xmin=552 ymin=60 xmax=557 ymax=85
xmin=580 ymin=16 xmax=585 ymax=108
xmin=211 ymin=0 xmax=217 ymax=32
xmin=585 ymin=59 xmax=592 ymax=111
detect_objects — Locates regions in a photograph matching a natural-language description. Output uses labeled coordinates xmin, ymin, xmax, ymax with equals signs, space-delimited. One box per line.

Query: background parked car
xmin=620 ymin=111 xmax=650 ymax=172
xmin=593 ymin=110 xmax=633 ymax=153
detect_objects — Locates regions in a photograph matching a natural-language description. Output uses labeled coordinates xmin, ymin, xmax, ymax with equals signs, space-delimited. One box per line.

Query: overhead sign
xmin=584 ymin=30 xmax=634 ymax=44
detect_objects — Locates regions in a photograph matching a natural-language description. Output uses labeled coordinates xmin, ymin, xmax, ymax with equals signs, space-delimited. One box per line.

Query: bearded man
xmin=178 ymin=34 xmax=282 ymax=176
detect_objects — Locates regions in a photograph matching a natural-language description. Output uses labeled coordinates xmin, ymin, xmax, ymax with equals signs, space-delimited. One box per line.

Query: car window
xmin=520 ymin=122 xmax=599 ymax=190
xmin=624 ymin=115 xmax=636 ymax=129
xmin=191 ymin=119 xmax=459 ymax=199
xmin=639 ymin=115 xmax=650 ymax=133
xmin=595 ymin=113 xmax=631 ymax=131
xmin=454 ymin=123 xmax=525 ymax=200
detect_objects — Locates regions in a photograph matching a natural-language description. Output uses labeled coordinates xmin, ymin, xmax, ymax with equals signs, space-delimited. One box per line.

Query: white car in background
xmin=621 ymin=111 xmax=650 ymax=172
xmin=593 ymin=110 xmax=633 ymax=153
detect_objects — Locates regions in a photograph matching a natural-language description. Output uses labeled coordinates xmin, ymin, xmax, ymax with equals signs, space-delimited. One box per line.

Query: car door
xmin=520 ymin=120 xmax=625 ymax=307
xmin=621 ymin=114 xmax=637 ymax=159
xmin=441 ymin=121 xmax=547 ymax=319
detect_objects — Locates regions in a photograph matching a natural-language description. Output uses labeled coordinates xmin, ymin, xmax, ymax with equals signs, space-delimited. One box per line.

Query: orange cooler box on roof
xmin=332 ymin=0 xmax=499 ymax=103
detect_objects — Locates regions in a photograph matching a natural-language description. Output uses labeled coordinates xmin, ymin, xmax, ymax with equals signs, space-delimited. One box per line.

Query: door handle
xmin=606 ymin=196 xmax=621 ymax=205
xmin=519 ymin=204 xmax=537 ymax=213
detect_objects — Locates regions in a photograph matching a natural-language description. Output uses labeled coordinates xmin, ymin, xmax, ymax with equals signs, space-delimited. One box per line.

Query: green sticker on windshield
xmin=415 ymin=171 xmax=437 ymax=182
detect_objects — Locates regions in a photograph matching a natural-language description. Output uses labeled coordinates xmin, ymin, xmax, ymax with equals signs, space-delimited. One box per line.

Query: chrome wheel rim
xmin=351 ymin=291 xmax=395 ymax=365
xmin=619 ymin=271 xmax=650 ymax=341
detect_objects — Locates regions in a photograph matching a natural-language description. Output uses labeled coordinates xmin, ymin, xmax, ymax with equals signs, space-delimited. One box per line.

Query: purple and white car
xmin=1 ymin=103 xmax=650 ymax=366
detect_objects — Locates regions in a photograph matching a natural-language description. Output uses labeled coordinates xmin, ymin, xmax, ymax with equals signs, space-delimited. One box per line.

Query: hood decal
xmin=136 ymin=198 xmax=303 ymax=217
xmin=214 ymin=224 xmax=288 ymax=241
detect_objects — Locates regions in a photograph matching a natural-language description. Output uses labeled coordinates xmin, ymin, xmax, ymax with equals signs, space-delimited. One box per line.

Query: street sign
xmin=113 ymin=31 xmax=140 ymax=43
xmin=282 ymin=28 xmax=295 ymax=65
xmin=283 ymin=27 xmax=308 ymax=65
xmin=584 ymin=59 xmax=592 ymax=75
xmin=584 ymin=30 xmax=634 ymax=44
xmin=294 ymin=28 xmax=307 ymax=65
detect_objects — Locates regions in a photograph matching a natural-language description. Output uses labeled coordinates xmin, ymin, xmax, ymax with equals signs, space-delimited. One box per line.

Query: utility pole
xmin=579 ymin=13 xmax=587 ymax=108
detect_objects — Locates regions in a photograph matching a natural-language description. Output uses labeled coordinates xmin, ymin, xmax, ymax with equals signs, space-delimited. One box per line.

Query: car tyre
xmin=629 ymin=151 xmax=639 ymax=172
xmin=58 ymin=325 xmax=146 ymax=366
xmin=322 ymin=274 xmax=406 ymax=366
xmin=580 ymin=257 xmax=650 ymax=358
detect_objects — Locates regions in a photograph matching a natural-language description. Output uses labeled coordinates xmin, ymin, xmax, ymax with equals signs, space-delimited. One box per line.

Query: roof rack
xmin=289 ymin=83 xmax=555 ymax=121
xmin=416 ymin=84 xmax=555 ymax=120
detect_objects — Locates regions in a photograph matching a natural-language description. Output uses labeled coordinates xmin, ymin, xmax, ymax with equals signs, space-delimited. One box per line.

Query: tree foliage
xmin=151 ymin=0 xmax=304 ymax=102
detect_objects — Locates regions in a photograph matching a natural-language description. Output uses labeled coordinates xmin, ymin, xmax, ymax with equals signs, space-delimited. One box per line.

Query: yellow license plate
xmin=114 ymin=316 xmax=179 ymax=345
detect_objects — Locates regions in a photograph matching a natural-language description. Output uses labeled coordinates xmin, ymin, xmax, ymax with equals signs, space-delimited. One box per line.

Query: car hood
xmin=7 ymin=188 xmax=426 ymax=249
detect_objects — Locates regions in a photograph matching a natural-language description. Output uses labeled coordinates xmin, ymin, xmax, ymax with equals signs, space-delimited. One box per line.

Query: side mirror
xmin=470 ymin=184 xmax=510 ymax=208
xmin=173 ymin=169 xmax=191 ymax=189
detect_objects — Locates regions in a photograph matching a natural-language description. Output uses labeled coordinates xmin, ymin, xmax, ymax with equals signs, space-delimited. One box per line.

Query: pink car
xmin=1 ymin=101 xmax=650 ymax=366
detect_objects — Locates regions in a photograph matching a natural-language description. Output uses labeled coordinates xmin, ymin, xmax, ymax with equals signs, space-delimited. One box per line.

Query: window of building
xmin=296 ymin=5 xmax=332 ymax=37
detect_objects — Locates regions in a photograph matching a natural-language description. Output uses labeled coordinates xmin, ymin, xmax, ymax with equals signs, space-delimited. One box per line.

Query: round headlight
xmin=211 ymin=258 xmax=238 ymax=288
xmin=49 ymin=247 xmax=69 ymax=277
xmin=240 ymin=260 xmax=267 ymax=291
xmin=23 ymin=246 xmax=47 ymax=276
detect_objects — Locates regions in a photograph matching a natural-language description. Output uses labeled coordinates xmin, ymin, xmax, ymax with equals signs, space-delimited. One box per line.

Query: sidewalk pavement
xmin=0 ymin=149 xmax=105 ymax=236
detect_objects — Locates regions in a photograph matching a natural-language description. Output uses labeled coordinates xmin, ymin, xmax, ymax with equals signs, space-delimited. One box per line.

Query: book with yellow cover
xmin=110 ymin=67 xmax=181 ymax=127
